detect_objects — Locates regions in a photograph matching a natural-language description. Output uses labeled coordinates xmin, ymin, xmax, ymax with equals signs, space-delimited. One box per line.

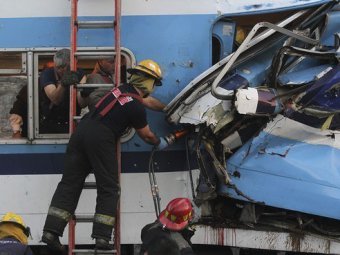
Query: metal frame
xmin=33 ymin=52 xmax=67 ymax=140
xmin=27 ymin=51 xmax=34 ymax=141
xmin=0 ymin=52 xmax=29 ymax=144
xmin=0 ymin=47 xmax=135 ymax=144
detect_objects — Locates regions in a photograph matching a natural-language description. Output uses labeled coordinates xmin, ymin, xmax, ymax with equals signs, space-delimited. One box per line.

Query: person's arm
xmin=131 ymin=103 xmax=169 ymax=149
xmin=46 ymin=69 xmax=84 ymax=105
xmin=143 ymin=96 xmax=166 ymax=112
xmin=87 ymin=73 xmax=112 ymax=108
xmin=10 ymin=85 xmax=27 ymax=117
xmin=136 ymin=125 xmax=160 ymax=145
xmin=44 ymin=83 xmax=66 ymax=105
xmin=77 ymin=93 xmax=89 ymax=108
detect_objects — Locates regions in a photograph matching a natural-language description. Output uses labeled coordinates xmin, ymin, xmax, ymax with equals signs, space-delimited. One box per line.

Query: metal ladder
xmin=68 ymin=0 xmax=122 ymax=254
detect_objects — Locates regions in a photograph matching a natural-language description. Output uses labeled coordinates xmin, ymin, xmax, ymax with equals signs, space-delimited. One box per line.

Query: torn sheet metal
xmin=177 ymin=91 xmax=223 ymax=125
xmin=165 ymin=1 xmax=340 ymax=239
xmin=222 ymin=115 xmax=340 ymax=220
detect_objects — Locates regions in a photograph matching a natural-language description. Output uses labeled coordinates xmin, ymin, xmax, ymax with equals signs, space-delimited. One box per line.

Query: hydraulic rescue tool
xmin=149 ymin=127 xmax=192 ymax=217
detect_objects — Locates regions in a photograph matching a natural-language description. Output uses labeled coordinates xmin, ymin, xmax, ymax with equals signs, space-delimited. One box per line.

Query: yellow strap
xmin=94 ymin=214 xmax=115 ymax=226
xmin=165 ymin=210 xmax=191 ymax=222
xmin=321 ymin=114 xmax=334 ymax=130
xmin=48 ymin=206 xmax=71 ymax=221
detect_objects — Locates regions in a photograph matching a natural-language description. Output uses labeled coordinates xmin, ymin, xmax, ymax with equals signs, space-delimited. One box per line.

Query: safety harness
xmin=94 ymin=86 xmax=143 ymax=117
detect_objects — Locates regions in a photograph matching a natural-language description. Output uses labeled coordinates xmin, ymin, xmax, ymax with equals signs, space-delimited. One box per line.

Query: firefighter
xmin=79 ymin=56 xmax=166 ymax=112
xmin=42 ymin=59 xmax=170 ymax=252
xmin=0 ymin=212 xmax=33 ymax=255
xmin=141 ymin=198 xmax=196 ymax=255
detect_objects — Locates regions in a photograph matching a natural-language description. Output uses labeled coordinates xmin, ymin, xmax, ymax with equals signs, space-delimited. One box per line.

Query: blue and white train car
xmin=1 ymin=0 xmax=339 ymax=253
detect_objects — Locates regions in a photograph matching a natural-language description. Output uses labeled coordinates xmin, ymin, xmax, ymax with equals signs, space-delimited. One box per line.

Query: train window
xmin=0 ymin=52 xmax=26 ymax=74
xmin=212 ymin=36 xmax=222 ymax=66
xmin=33 ymin=52 xmax=67 ymax=139
xmin=211 ymin=20 xmax=236 ymax=65
xmin=0 ymin=52 xmax=28 ymax=141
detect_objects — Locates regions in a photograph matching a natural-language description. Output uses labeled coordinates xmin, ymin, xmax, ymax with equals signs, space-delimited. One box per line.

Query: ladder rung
xmin=73 ymin=116 xmax=82 ymax=121
xmin=73 ymin=249 xmax=116 ymax=254
xmin=74 ymin=215 xmax=94 ymax=222
xmin=77 ymin=21 xmax=114 ymax=29
xmin=76 ymin=84 xmax=114 ymax=89
xmin=74 ymin=51 xmax=115 ymax=60
xmin=83 ymin=182 xmax=97 ymax=189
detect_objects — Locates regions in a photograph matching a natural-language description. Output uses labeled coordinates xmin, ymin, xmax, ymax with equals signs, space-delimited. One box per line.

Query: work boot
xmin=95 ymin=238 xmax=114 ymax=250
xmin=41 ymin=231 xmax=65 ymax=253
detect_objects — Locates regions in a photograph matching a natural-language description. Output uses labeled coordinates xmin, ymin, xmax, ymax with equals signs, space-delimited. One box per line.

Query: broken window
xmin=0 ymin=52 xmax=28 ymax=140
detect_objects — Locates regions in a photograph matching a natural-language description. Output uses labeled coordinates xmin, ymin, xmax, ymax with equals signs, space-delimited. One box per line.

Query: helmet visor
xmin=154 ymin=79 xmax=162 ymax=86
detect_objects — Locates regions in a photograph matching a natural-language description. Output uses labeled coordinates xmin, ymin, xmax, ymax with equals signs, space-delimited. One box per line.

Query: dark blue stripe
xmin=0 ymin=151 xmax=195 ymax=175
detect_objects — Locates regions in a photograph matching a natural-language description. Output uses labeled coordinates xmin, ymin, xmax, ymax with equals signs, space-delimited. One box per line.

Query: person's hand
xmin=9 ymin=114 xmax=23 ymax=126
xmin=61 ymin=71 xmax=79 ymax=87
xmin=12 ymin=131 xmax=22 ymax=139
xmin=9 ymin=114 xmax=23 ymax=138
xmin=156 ymin=137 xmax=169 ymax=150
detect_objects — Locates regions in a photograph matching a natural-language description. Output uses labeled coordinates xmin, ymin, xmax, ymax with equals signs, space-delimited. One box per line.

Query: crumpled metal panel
xmin=297 ymin=64 xmax=340 ymax=112
xmin=222 ymin=115 xmax=340 ymax=220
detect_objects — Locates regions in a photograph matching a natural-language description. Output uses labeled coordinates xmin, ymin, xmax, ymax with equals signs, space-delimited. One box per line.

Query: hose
xmin=148 ymin=148 xmax=161 ymax=217
xmin=185 ymin=136 xmax=196 ymax=199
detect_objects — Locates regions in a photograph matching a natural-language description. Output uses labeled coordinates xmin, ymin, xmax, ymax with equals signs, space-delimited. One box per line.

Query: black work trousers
xmin=43 ymin=118 xmax=119 ymax=240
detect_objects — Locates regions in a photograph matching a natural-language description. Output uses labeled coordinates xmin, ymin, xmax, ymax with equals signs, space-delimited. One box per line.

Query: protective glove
xmin=61 ymin=71 xmax=79 ymax=87
xmin=156 ymin=137 xmax=169 ymax=150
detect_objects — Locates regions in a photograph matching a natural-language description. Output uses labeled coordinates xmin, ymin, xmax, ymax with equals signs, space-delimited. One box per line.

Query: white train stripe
xmin=0 ymin=0 xmax=329 ymax=18
xmin=0 ymin=171 xmax=198 ymax=244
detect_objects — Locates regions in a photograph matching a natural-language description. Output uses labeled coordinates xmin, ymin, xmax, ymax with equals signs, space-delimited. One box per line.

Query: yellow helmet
xmin=128 ymin=59 xmax=163 ymax=85
xmin=0 ymin=212 xmax=30 ymax=237
xmin=235 ymin=27 xmax=246 ymax=45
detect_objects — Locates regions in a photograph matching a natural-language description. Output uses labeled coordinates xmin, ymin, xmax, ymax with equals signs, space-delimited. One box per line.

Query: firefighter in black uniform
xmin=141 ymin=198 xmax=196 ymax=255
xmin=42 ymin=59 xmax=170 ymax=252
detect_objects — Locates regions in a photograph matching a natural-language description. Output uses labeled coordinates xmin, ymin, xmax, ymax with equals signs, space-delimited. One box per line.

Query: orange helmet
xmin=159 ymin=198 xmax=193 ymax=231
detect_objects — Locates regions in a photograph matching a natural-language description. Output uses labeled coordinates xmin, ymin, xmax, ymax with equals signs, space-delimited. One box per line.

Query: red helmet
xmin=159 ymin=198 xmax=193 ymax=231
